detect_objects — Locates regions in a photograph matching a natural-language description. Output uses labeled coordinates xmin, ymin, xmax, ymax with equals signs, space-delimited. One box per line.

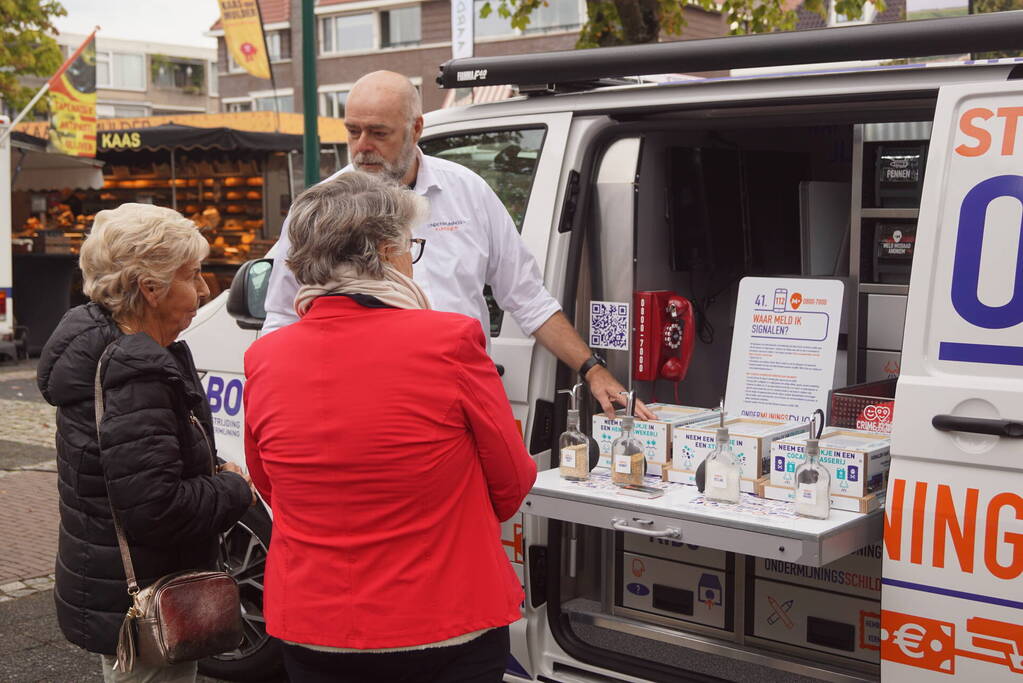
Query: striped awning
xmin=441 ymin=84 xmax=515 ymax=109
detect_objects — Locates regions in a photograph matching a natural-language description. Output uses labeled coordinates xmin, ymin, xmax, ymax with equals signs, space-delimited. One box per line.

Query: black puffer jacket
xmin=37 ymin=303 xmax=252 ymax=654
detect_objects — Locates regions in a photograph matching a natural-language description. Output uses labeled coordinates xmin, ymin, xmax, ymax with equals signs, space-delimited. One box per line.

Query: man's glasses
xmin=410 ymin=238 xmax=426 ymax=264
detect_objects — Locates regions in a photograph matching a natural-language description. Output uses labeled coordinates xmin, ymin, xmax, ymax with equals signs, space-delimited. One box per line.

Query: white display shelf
xmin=524 ymin=468 xmax=882 ymax=567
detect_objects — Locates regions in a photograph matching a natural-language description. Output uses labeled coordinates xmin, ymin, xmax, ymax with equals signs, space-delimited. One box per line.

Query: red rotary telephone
xmin=633 ymin=291 xmax=695 ymax=402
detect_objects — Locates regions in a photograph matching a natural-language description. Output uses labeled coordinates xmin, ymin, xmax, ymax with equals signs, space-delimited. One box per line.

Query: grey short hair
xmin=79 ymin=203 xmax=209 ymax=321
xmin=405 ymin=83 xmax=422 ymax=124
xmin=286 ymin=171 xmax=428 ymax=285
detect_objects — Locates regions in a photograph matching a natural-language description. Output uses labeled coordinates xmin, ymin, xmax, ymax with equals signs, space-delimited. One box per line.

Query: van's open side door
xmin=882 ymin=80 xmax=1023 ymax=681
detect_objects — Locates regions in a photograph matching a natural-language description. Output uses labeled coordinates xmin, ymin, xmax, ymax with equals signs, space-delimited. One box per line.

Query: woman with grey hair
xmin=244 ymin=171 xmax=536 ymax=683
xmin=37 ymin=203 xmax=255 ymax=682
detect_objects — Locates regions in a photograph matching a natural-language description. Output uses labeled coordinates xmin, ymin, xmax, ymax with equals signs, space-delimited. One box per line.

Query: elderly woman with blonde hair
xmin=243 ymin=171 xmax=536 ymax=682
xmin=37 ymin=203 xmax=255 ymax=683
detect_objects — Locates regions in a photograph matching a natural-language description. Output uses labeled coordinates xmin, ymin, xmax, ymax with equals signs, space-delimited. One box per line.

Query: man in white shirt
xmin=263 ymin=71 xmax=652 ymax=419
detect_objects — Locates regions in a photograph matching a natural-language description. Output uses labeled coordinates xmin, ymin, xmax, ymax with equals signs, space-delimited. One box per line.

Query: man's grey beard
xmin=353 ymin=131 xmax=417 ymax=183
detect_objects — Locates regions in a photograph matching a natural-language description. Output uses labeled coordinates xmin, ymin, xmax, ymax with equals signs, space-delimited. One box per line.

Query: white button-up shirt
xmin=262 ymin=151 xmax=562 ymax=347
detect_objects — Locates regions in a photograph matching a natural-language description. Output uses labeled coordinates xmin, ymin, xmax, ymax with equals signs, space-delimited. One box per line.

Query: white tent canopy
xmin=11 ymin=137 xmax=104 ymax=191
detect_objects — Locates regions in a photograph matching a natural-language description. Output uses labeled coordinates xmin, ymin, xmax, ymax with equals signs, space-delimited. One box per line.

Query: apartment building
xmin=39 ymin=33 xmax=220 ymax=118
xmin=211 ymin=0 xmax=728 ymax=115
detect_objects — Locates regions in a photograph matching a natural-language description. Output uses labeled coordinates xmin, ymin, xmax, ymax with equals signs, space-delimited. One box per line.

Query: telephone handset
xmin=633 ymin=291 xmax=695 ymax=401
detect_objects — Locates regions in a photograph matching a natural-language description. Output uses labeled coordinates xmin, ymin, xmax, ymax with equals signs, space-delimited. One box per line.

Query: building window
xmin=475 ymin=0 xmax=515 ymax=37
xmin=152 ymin=57 xmax=205 ymax=94
xmin=96 ymin=52 xmax=146 ymax=90
xmin=255 ymin=94 xmax=293 ymax=112
xmin=266 ymin=30 xmax=292 ymax=61
xmin=830 ymin=0 xmax=875 ymax=25
xmin=226 ymin=100 xmax=253 ymax=112
xmin=320 ymin=13 xmax=375 ymax=53
xmin=524 ymin=0 xmax=583 ymax=33
xmin=319 ymin=90 xmax=349 ymax=118
xmin=96 ymin=103 xmax=149 ymax=118
xmin=381 ymin=6 xmax=421 ymax=48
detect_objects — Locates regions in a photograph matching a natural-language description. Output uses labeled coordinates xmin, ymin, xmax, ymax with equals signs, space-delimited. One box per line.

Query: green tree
xmin=481 ymin=0 xmax=884 ymax=48
xmin=0 ymin=0 xmax=67 ymax=114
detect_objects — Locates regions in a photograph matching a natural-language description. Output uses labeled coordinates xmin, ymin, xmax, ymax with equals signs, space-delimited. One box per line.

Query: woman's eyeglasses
xmin=410 ymin=238 xmax=426 ymax=264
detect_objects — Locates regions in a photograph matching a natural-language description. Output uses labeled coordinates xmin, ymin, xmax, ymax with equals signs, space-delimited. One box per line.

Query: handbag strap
xmin=94 ymin=345 xmax=141 ymax=596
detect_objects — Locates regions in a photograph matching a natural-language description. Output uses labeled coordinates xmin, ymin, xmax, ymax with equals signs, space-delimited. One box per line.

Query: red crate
xmin=828 ymin=379 xmax=897 ymax=434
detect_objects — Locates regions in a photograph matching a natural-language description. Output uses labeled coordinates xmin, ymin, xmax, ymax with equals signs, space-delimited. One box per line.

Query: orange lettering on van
xmin=932 ymin=484 xmax=978 ymax=573
xmin=884 ymin=478 xmax=906 ymax=561
xmin=956 ymin=108 xmax=993 ymax=157
xmin=984 ymin=492 xmax=1023 ymax=580
xmin=997 ymin=107 xmax=1023 ymax=156
xmin=911 ymin=481 xmax=929 ymax=565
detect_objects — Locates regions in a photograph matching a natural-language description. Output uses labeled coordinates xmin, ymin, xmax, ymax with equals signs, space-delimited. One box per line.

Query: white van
xmin=181 ymin=12 xmax=1023 ymax=682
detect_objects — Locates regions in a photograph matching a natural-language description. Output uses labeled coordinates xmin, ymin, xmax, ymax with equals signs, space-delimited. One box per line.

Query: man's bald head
xmin=344 ymin=71 xmax=424 ymax=186
xmin=349 ymin=71 xmax=422 ymax=125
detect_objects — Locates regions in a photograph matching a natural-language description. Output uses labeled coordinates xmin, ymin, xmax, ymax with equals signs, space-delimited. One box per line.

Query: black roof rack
xmin=437 ymin=11 xmax=1023 ymax=92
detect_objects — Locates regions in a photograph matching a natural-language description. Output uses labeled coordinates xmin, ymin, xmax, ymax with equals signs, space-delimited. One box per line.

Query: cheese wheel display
xmin=223 ymin=177 xmax=245 ymax=187
xmin=225 ymin=191 xmax=243 ymax=200
xmin=246 ymin=177 xmax=263 ymax=186
xmin=245 ymin=190 xmax=261 ymax=200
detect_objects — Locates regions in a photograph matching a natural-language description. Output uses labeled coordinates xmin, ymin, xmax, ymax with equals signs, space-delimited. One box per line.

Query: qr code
xmin=589 ymin=301 xmax=629 ymax=351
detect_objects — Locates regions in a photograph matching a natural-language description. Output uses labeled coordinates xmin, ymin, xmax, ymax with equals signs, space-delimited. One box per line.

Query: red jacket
xmin=243 ymin=295 xmax=536 ymax=649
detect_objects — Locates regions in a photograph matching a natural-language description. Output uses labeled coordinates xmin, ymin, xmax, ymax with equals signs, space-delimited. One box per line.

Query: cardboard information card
xmin=726 ymin=277 xmax=845 ymax=425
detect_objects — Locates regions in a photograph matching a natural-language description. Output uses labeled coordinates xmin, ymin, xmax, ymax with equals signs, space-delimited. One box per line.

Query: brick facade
xmin=215 ymin=0 xmax=728 ymax=114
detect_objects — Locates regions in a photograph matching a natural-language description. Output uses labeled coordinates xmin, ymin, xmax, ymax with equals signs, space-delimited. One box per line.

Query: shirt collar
xmin=412 ymin=147 xmax=442 ymax=196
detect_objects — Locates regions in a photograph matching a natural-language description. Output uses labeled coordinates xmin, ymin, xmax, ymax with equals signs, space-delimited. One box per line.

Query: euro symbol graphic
xmin=893 ymin=623 xmax=928 ymax=659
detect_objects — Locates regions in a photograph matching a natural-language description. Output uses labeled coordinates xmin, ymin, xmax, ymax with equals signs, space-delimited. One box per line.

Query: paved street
xmin=0 ymin=358 xmax=265 ymax=681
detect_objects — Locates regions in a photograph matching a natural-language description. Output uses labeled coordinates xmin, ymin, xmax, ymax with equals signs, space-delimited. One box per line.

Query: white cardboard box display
xmin=670 ymin=417 xmax=806 ymax=488
xmin=751 ymin=577 xmax=880 ymax=664
xmin=593 ymin=404 xmax=719 ymax=475
xmin=753 ymin=543 xmax=882 ymax=601
xmin=757 ymin=480 xmax=885 ymax=514
xmin=618 ymin=552 xmax=731 ymax=631
xmin=769 ymin=428 xmax=891 ymax=497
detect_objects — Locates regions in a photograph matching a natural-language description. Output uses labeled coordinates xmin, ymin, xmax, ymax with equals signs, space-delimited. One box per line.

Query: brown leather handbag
xmin=94 ymin=347 xmax=243 ymax=672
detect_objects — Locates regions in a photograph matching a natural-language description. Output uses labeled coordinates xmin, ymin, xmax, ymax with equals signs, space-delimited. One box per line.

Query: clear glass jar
xmin=704 ymin=428 xmax=741 ymax=503
xmin=559 ymin=409 xmax=591 ymax=481
xmin=611 ymin=416 xmax=645 ymax=487
xmin=794 ymin=439 xmax=831 ymax=519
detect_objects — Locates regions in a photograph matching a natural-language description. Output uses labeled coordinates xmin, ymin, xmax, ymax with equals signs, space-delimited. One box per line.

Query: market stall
xmin=89 ymin=123 xmax=305 ymax=277
xmin=8 ymin=131 xmax=104 ymax=354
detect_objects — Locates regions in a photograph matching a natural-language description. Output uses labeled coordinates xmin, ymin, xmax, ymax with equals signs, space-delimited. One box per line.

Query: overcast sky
xmin=54 ymin=0 xmax=220 ymax=48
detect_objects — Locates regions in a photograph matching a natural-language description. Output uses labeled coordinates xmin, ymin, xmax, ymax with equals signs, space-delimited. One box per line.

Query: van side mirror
xmin=227 ymin=259 xmax=273 ymax=330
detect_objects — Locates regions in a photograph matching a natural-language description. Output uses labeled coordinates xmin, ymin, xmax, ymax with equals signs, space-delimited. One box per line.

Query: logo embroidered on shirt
xmin=428 ymin=219 xmax=468 ymax=232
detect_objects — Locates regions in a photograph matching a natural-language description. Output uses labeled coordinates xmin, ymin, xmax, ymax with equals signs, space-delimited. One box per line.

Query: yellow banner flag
xmin=218 ymin=0 xmax=271 ymax=80
xmin=48 ymin=35 xmax=98 ymax=157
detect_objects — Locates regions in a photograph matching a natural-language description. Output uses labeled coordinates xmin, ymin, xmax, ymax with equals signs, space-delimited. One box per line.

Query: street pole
xmin=0 ymin=117 xmax=13 ymax=337
xmin=301 ymin=0 xmax=319 ymax=188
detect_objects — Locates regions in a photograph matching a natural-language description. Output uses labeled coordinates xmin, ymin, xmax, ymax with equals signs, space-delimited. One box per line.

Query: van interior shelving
xmin=533 ymin=101 xmax=934 ymax=682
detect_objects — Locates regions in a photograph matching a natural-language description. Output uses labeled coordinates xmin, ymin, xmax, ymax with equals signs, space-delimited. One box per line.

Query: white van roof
xmin=425 ymin=60 xmax=1020 ymax=126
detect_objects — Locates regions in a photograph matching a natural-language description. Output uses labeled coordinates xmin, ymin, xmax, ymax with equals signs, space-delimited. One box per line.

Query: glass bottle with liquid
xmin=611 ymin=414 xmax=646 ymax=487
xmin=704 ymin=427 xmax=741 ymax=503
xmin=558 ymin=385 xmax=593 ymax=481
xmin=794 ymin=437 xmax=831 ymax=519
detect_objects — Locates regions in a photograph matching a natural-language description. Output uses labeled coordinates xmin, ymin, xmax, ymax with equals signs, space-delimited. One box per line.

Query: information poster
xmin=725 ymin=277 xmax=844 ymax=425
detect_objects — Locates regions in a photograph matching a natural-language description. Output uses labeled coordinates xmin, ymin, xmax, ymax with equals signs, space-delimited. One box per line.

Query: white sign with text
xmin=725 ymin=277 xmax=844 ymax=425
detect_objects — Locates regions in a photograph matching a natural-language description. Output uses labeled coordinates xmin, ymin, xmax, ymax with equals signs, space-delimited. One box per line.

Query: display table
xmin=524 ymin=468 xmax=882 ymax=567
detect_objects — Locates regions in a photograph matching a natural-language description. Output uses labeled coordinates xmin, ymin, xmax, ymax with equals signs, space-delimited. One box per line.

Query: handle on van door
xmin=612 ymin=518 xmax=682 ymax=539
xmin=932 ymin=415 xmax=1023 ymax=438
